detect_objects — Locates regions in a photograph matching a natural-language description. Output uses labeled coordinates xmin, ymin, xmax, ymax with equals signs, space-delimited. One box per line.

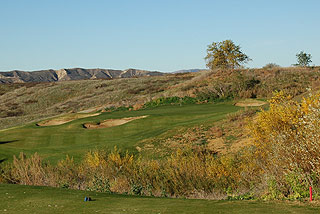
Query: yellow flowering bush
xmin=249 ymin=90 xmax=320 ymax=197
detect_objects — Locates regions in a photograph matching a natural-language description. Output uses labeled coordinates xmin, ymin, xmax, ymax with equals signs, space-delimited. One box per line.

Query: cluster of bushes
xmin=118 ymin=68 xmax=317 ymax=111
xmin=0 ymin=148 xmax=252 ymax=199
xmin=143 ymin=96 xmax=199 ymax=108
xmin=248 ymin=90 xmax=320 ymax=199
xmin=179 ymin=68 xmax=320 ymax=101
xmin=145 ymin=68 xmax=320 ymax=109
xmin=104 ymin=106 xmax=132 ymax=112
xmin=1 ymin=138 xmax=317 ymax=200
xmin=106 ymin=95 xmax=228 ymax=112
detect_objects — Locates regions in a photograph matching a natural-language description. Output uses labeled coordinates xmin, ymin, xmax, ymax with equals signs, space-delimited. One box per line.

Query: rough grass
xmin=1 ymin=184 xmax=320 ymax=214
xmin=139 ymin=107 xmax=259 ymax=157
xmin=0 ymin=102 xmax=240 ymax=163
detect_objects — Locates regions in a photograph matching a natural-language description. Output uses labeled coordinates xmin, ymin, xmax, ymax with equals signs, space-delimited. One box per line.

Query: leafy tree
xmin=205 ymin=40 xmax=251 ymax=70
xmin=295 ymin=51 xmax=312 ymax=67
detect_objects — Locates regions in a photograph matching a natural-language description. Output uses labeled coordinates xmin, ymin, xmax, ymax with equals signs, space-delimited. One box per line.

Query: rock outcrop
xmin=0 ymin=68 xmax=163 ymax=83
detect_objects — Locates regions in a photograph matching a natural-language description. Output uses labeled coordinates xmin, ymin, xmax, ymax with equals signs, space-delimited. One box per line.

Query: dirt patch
xmin=83 ymin=115 xmax=148 ymax=129
xmin=37 ymin=113 xmax=100 ymax=126
xmin=133 ymin=103 xmax=144 ymax=110
xmin=235 ymin=99 xmax=267 ymax=107
xmin=207 ymin=137 xmax=253 ymax=154
xmin=230 ymin=137 xmax=253 ymax=153
xmin=207 ymin=138 xmax=227 ymax=153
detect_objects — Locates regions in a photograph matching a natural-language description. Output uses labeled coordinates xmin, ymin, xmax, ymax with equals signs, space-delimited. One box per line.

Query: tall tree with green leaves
xmin=205 ymin=40 xmax=251 ymax=70
xmin=295 ymin=51 xmax=312 ymax=67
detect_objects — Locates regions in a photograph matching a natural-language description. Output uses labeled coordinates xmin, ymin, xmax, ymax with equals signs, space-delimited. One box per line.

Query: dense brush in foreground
xmin=0 ymin=149 xmax=247 ymax=199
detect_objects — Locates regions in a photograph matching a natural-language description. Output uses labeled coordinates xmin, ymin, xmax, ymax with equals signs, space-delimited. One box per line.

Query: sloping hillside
xmin=1 ymin=67 xmax=320 ymax=129
xmin=0 ymin=73 xmax=194 ymax=129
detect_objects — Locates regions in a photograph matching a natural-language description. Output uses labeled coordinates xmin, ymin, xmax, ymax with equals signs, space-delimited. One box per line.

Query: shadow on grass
xmin=0 ymin=158 xmax=7 ymax=163
xmin=0 ymin=140 xmax=18 ymax=145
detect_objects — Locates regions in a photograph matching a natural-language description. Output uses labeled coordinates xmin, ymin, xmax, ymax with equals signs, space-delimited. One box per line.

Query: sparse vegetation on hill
xmin=263 ymin=63 xmax=280 ymax=69
xmin=1 ymin=67 xmax=319 ymax=130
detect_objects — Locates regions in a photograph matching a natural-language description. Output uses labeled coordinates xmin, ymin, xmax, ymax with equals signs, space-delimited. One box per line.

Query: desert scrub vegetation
xmin=168 ymin=67 xmax=320 ymax=102
xmin=102 ymin=67 xmax=320 ymax=112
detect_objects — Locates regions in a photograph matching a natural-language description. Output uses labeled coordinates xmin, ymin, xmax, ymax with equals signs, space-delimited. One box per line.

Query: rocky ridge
xmin=0 ymin=68 xmax=163 ymax=83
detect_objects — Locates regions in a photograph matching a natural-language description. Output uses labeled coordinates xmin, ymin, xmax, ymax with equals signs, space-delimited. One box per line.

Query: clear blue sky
xmin=0 ymin=0 xmax=319 ymax=72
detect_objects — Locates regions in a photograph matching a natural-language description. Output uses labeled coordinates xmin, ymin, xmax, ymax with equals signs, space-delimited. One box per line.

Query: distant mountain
xmin=0 ymin=68 xmax=164 ymax=83
xmin=172 ymin=69 xmax=206 ymax=74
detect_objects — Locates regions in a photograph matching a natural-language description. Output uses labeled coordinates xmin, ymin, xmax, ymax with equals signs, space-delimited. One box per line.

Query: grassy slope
xmin=0 ymin=103 xmax=240 ymax=163
xmin=1 ymin=184 xmax=320 ymax=214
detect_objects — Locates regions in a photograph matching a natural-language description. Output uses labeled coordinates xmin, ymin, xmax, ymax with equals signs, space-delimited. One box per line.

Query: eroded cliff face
xmin=0 ymin=68 xmax=163 ymax=83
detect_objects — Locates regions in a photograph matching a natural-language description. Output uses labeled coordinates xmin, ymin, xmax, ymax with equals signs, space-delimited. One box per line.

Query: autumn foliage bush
xmin=0 ymin=148 xmax=253 ymax=199
xmin=249 ymin=90 xmax=320 ymax=199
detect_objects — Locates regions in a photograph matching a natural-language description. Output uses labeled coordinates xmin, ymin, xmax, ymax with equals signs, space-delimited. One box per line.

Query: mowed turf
xmin=0 ymin=103 xmax=240 ymax=163
xmin=1 ymin=184 xmax=320 ymax=214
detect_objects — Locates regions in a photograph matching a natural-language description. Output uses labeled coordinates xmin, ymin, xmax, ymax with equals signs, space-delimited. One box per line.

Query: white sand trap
xmin=235 ymin=99 xmax=267 ymax=107
xmin=37 ymin=113 xmax=100 ymax=126
xmin=83 ymin=115 xmax=148 ymax=129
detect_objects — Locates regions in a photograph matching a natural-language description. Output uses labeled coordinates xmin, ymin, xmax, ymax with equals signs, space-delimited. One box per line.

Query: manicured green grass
xmin=0 ymin=103 xmax=240 ymax=163
xmin=1 ymin=184 xmax=319 ymax=214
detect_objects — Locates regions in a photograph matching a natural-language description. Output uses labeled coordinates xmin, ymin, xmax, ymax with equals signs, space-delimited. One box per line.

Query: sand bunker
xmin=83 ymin=116 xmax=148 ymax=129
xmin=235 ymin=99 xmax=267 ymax=107
xmin=37 ymin=113 xmax=100 ymax=126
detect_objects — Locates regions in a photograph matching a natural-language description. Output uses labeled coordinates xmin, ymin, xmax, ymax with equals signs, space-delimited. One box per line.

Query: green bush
xmin=143 ymin=96 xmax=198 ymax=108
xmin=285 ymin=170 xmax=310 ymax=200
xmin=86 ymin=175 xmax=111 ymax=193
xmin=105 ymin=106 xmax=132 ymax=112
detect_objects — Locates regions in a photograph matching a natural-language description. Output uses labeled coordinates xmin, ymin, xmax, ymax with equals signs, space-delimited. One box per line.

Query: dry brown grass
xmin=138 ymin=108 xmax=257 ymax=157
xmin=1 ymin=66 xmax=320 ymax=129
